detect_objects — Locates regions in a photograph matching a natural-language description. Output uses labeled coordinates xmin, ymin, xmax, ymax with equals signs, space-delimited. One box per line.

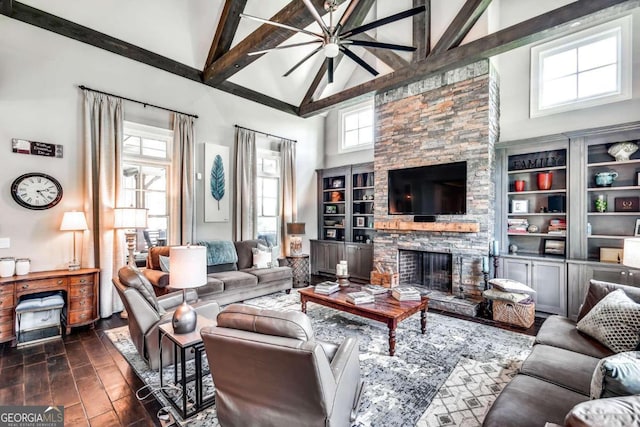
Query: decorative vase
xmin=514 ymin=180 xmax=525 ymax=192
xmin=608 ymin=142 xmax=638 ymax=162
xmin=595 ymin=195 xmax=607 ymax=213
xmin=537 ymin=172 xmax=552 ymax=190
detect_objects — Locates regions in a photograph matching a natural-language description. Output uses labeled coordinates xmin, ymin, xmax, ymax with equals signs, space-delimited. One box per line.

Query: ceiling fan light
xmin=324 ymin=43 xmax=339 ymax=58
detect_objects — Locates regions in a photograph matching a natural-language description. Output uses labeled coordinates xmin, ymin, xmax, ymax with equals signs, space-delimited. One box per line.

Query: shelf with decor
xmin=351 ymin=166 xmax=375 ymax=244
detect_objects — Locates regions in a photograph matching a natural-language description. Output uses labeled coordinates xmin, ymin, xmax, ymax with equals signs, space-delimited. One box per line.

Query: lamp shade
xmin=623 ymin=238 xmax=640 ymax=269
xmin=169 ymin=246 xmax=207 ymax=289
xmin=60 ymin=211 xmax=89 ymax=231
xmin=286 ymin=222 xmax=306 ymax=235
xmin=114 ymin=207 xmax=148 ymax=229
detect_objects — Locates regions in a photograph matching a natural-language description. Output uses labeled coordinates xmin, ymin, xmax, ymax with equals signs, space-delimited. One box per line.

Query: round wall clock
xmin=11 ymin=172 xmax=63 ymax=210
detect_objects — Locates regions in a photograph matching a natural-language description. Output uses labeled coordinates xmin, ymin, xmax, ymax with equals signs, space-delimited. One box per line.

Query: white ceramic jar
xmin=15 ymin=258 xmax=30 ymax=275
xmin=0 ymin=257 xmax=16 ymax=278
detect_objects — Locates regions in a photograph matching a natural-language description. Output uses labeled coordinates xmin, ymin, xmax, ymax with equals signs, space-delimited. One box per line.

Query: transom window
xmin=257 ymin=149 xmax=280 ymax=246
xmin=339 ymin=101 xmax=374 ymax=152
xmin=530 ymin=15 xmax=632 ymax=117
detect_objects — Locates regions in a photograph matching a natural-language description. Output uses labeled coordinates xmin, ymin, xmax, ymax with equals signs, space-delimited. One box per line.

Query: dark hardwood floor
xmin=0 ymin=316 xmax=163 ymax=427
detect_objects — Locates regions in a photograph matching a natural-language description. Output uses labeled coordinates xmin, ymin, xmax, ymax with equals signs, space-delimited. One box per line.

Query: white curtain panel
xmin=169 ymin=113 xmax=196 ymax=245
xmin=82 ymin=89 xmax=125 ymax=318
xmin=234 ymin=128 xmax=257 ymax=241
xmin=280 ymin=139 xmax=297 ymax=255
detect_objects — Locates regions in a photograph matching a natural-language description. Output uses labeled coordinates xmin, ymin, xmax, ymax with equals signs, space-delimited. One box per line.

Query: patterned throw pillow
xmin=488 ymin=278 xmax=535 ymax=295
xmin=252 ymin=247 xmax=271 ymax=269
xmin=590 ymin=351 xmax=640 ymax=399
xmin=577 ymin=289 xmax=640 ymax=353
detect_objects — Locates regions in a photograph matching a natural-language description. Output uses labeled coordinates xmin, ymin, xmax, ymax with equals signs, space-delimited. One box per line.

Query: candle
xmin=492 ymin=240 xmax=500 ymax=256
xmin=482 ymin=256 xmax=489 ymax=273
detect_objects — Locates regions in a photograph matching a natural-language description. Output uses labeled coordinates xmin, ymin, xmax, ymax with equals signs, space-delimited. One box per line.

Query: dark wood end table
xmin=285 ymin=254 xmax=310 ymax=288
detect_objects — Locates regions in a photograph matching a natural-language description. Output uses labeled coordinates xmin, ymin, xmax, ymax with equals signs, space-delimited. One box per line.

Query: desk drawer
xmin=69 ymin=275 xmax=94 ymax=286
xmin=0 ymin=308 xmax=13 ymax=338
xmin=0 ymin=285 xmax=14 ymax=297
xmin=16 ymin=277 xmax=67 ymax=297
xmin=0 ymin=294 xmax=14 ymax=310
xmin=69 ymin=297 xmax=93 ymax=312
xmin=68 ymin=310 xmax=93 ymax=325
xmin=69 ymin=284 xmax=93 ymax=298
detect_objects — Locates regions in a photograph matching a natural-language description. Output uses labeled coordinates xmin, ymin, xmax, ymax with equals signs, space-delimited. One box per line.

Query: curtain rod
xmin=78 ymin=85 xmax=199 ymax=119
xmin=234 ymin=124 xmax=296 ymax=143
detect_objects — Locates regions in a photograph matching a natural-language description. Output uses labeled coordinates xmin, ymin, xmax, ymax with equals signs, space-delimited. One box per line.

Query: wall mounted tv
xmin=388 ymin=161 xmax=467 ymax=215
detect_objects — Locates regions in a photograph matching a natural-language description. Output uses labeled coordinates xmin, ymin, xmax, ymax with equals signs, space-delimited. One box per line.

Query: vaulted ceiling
xmin=0 ymin=0 xmax=634 ymax=117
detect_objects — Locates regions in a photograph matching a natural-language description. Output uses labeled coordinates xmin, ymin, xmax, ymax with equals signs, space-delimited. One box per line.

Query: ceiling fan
xmin=241 ymin=0 xmax=426 ymax=83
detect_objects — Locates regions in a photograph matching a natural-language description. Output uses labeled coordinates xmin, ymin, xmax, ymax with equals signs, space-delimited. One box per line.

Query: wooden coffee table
xmin=298 ymin=285 xmax=429 ymax=356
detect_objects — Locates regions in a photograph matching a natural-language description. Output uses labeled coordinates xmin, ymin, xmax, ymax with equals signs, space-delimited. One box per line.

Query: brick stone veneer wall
xmin=373 ymin=60 xmax=499 ymax=299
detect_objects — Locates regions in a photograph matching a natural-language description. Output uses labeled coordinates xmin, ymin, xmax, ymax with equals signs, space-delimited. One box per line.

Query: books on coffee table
xmin=362 ymin=284 xmax=389 ymax=295
xmin=391 ymin=286 xmax=421 ymax=301
xmin=346 ymin=291 xmax=375 ymax=305
xmin=314 ymin=281 xmax=340 ymax=295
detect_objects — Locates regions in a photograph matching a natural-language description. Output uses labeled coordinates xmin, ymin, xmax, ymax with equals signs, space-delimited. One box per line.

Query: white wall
xmin=496 ymin=3 xmax=640 ymax=141
xmin=0 ymin=17 xmax=323 ymax=272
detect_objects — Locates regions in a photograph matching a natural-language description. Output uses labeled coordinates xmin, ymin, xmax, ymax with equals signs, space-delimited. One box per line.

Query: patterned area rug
xmin=105 ymin=290 xmax=533 ymax=426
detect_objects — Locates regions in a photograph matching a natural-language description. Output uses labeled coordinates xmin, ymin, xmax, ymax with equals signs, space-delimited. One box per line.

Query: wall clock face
xmin=11 ymin=173 xmax=63 ymax=210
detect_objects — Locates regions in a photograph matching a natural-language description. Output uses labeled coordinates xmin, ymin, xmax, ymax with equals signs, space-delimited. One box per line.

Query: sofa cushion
xmin=483 ymin=374 xmax=588 ymax=427
xmin=565 ymin=395 xmax=640 ymax=427
xmin=196 ymin=276 xmax=225 ymax=297
xmin=217 ymin=304 xmax=314 ymax=341
xmin=521 ymin=344 xmax=599 ymax=395
xmin=234 ymin=240 xmax=263 ymax=270
xmin=578 ymin=279 xmax=640 ymax=321
xmin=576 ymin=289 xmax=640 ymax=353
xmin=208 ymin=270 xmax=258 ymax=291
xmin=591 ymin=351 xmax=640 ymax=399
xmin=535 ymin=315 xmax=613 ymax=359
xmin=242 ymin=266 xmax=292 ymax=284
xmin=207 ymin=263 xmax=237 ymax=274
xmin=118 ymin=266 xmax=164 ymax=314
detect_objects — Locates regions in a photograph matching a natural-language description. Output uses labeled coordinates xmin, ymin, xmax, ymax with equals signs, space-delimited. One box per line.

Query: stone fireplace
xmin=398 ymin=249 xmax=452 ymax=292
xmin=373 ymin=60 xmax=499 ymax=316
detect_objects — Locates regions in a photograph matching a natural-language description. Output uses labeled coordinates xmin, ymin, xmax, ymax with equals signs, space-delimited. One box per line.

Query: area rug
xmin=105 ymin=290 xmax=534 ymax=426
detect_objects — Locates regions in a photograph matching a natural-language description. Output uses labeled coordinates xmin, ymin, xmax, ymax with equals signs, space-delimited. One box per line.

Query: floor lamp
xmin=60 ymin=211 xmax=89 ymax=271
xmin=114 ymin=207 xmax=148 ymax=268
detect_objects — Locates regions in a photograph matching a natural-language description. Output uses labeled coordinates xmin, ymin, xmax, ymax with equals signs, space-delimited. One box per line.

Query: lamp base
xmin=172 ymin=301 xmax=197 ymax=334
xmin=290 ymin=236 xmax=303 ymax=256
xmin=68 ymin=262 xmax=80 ymax=271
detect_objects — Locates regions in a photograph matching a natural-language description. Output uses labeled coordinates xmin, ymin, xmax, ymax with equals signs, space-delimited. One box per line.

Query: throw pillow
xmin=258 ymin=242 xmax=280 ymax=267
xmin=482 ymin=288 xmax=531 ymax=304
xmin=590 ymin=351 xmax=640 ymax=399
xmin=489 ymin=278 xmax=536 ymax=295
xmin=577 ymin=289 xmax=640 ymax=353
xmin=252 ymin=247 xmax=271 ymax=269
xmin=159 ymin=255 xmax=170 ymax=272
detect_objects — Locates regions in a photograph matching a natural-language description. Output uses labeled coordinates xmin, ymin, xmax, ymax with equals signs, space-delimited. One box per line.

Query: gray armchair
xmin=201 ymin=304 xmax=364 ymax=427
xmin=112 ymin=266 xmax=219 ymax=370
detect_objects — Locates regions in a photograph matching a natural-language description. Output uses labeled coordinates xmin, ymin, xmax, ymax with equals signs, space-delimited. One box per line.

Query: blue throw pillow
xmin=590 ymin=351 xmax=640 ymax=399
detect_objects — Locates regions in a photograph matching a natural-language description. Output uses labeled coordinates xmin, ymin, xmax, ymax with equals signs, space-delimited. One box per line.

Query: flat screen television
xmin=388 ymin=161 xmax=467 ymax=215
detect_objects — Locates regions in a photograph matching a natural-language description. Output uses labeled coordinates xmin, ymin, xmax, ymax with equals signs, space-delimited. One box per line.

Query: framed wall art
xmin=356 ymin=217 xmax=365 ymax=227
xmin=543 ymin=239 xmax=565 ymax=256
xmin=511 ymin=199 xmax=529 ymax=214
xmin=204 ymin=143 xmax=230 ymax=222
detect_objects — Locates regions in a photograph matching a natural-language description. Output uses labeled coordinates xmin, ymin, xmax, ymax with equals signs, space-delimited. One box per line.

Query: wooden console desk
xmin=0 ymin=268 xmax=99 ymax=343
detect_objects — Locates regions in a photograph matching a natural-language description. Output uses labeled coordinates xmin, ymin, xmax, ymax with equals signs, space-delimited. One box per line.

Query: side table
xmin=285 ymin=254 xmax=310 ymax=288
xmin=159 ymin=315 xmax=216 ymax=419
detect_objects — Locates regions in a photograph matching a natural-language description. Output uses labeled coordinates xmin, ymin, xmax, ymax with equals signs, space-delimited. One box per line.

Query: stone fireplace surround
xmin=372 ymin=60 xmax=499 ymax=316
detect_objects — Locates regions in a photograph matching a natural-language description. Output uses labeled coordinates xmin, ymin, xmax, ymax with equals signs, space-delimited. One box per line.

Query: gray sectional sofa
xmin=483 ymin=279 xmax=640 ymax=427
xmin=142 ymin=239 xmax=293 ymax=305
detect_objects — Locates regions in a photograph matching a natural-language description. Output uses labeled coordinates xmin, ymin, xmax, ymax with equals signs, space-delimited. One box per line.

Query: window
xmin=122 ymin=121 xmax=173 ymax=249
xmin=530 ymin=15 xmax=632 ymax=117
xmin=339 ymin=101 xmax=374 ymax=152
xmin=257 ymin=149 xmax=280 ymax=246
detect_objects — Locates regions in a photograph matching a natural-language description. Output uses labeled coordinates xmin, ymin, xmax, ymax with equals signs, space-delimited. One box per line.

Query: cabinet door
xmin=311 ymin=241 xmax=344 ymax=275
xmin=345 ymin=244 xmax=373 ymax=280
xmin=531 ymin=260 xmax=566 ymax=316
xmin=586 ymin=263 xmax=628 ymax=285
xmin=502 ymin=258 xmax=531 ymax=286
xmin=567 ymin=262 xmax=588 ymax=321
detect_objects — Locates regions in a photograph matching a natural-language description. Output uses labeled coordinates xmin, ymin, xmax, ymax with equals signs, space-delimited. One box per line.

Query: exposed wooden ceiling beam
xmin=1 ymin=0 xmax=13 ymax=15
xmin=205 ymin=0 xmax=247 ymax=67
xmin=413 ymin=0 xmax=430 ymax=60
xmin=203 ymin=0 xmax=347 ymax=86
xmin=430 ymin=0 xmax=492 ymax=56
xmin=2 ymin=2 xmax=203 ymax=82
xmin=216 ymin=81 xmax=299 ymax=115
xmin=299 ymin=0 xmax=634 ymax=117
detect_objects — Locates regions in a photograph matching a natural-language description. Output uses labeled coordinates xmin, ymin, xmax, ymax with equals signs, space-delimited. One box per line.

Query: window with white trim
xmin=530 ymin=15 xmax=632 ymax=117
xmin=339 ymin=101 xmax=374 ymax=152
xmin=257 ymin=149 xmax=281 ymax=246
xmin=122 ymin=121 xmax=173 ymax=249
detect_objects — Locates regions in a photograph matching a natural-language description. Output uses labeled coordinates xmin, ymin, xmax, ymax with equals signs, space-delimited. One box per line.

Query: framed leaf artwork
xmin=204 ymin=143 xmax=230 ymax=222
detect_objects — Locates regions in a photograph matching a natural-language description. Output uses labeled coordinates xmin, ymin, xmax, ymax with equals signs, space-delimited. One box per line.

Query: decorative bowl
xmin=608 ymin=142 xmax=638 ymax=162
xmin=324 ymin=220 xmax=337 ymax=226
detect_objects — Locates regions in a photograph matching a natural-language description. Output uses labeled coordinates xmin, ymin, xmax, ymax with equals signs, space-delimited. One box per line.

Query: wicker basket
xmin=370 ymin=271 xmax=399 ymax=288
xmin=493 ymin=300 xmax=535 ymax=328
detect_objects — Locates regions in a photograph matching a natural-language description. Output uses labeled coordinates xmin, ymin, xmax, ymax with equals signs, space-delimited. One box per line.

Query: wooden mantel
xmin=374 ymin=221 xmax=480 ymax=233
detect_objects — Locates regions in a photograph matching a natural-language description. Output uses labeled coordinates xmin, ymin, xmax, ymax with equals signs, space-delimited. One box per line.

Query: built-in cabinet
xmin=312 ymin=163 xmax=374 ymax=281
xmin=497 ymin=122 xmax=640 ymax=317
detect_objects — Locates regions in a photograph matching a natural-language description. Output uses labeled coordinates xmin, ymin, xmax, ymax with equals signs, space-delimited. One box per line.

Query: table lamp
xmin=169 ymin=245 xmax=207 ymax=334
xmin=114 ymin=207 xmax=148 ymax=267
xmin=286 ymin=222 xmax=306 ymax=256
xmin=60 ymin=211 xmax=88 ymax=271
xmin=623 ymin=238 xmax=640 ymax=268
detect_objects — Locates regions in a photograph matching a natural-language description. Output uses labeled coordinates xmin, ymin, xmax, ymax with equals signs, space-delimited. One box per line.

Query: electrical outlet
xmin=0 ymin=238 xmax=9 ymax=249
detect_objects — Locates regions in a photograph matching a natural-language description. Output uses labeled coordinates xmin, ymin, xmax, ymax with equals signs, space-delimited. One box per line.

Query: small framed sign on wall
xmin=12 ymin=138 xmax=63 ymax=158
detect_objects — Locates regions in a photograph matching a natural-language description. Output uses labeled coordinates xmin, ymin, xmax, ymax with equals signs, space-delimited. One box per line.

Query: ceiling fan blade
xmin=248 ymin=40 xmax=323 ymax=56
xmin=328 ymin=57 xmax=334 ymax=84
xmin=240 ymin=13 xmax=323 ymax=39
xmin=283 ymin=46 xmax=324 ymax=77
xmin=301 ymin=0 xmax=330 ymax=36
xmin=340 ymin=5 xmax=426 ymax=38
xmin=346 ymin=40 xmax=416 ymax=51
xmin=334 ymin=0 xmax=361 ymax=35
xmin=340 ymin=46 xmax=378 ymax=77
